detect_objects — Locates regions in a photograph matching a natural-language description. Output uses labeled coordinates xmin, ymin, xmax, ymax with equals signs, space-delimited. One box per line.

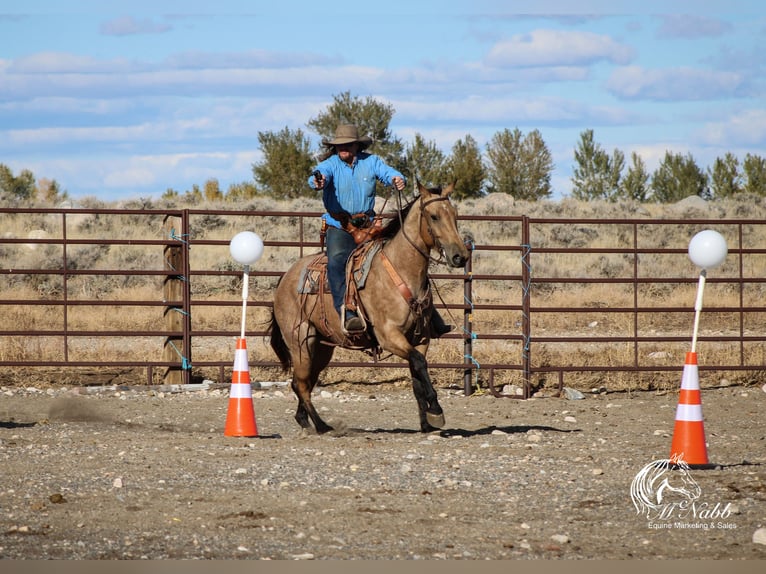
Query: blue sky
xmin=1 ymin=0 xmax=764 ymax=201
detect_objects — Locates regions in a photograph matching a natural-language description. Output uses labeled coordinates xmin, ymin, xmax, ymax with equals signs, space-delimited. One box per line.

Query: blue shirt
xmin=309 ymin=152 xmax=405 ymax=229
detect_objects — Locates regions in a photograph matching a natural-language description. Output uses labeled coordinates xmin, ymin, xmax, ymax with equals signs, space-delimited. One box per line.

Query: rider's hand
xmin=392 ymin=176 xmax=405 ymax=191
xmin=313 ymin=172 xmax=325 ymax=189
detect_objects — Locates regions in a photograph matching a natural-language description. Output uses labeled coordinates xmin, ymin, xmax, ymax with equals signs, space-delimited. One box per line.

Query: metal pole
xmin=463 ymin=242 xmax=474 ymax=395
xmin=691 ymin=269 xmax=706 ymax=353
xmin=521 ymin=216 xmax=531 ymax=398
xmin=240 ymin=264 xmax=250 ymax=340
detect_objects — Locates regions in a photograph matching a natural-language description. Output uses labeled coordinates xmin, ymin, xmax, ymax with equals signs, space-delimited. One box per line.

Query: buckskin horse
xmin=268 ymin=182 xmax=469 ymax=433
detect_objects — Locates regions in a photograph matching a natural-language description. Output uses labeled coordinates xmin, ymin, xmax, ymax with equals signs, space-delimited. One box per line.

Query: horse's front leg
xmin=408 ymin=346 xmax=445 ymax=432
xmin=377 ymin=325 xmax=445 ymax=432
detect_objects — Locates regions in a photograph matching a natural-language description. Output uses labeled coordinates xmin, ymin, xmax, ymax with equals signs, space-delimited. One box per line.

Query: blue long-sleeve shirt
xmin=308 ymin=152 xmax=405 ymax=229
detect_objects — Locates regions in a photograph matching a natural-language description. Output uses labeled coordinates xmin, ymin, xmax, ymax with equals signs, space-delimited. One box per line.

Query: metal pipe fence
xmin=1 ymin=206 xmax=764 ymax=395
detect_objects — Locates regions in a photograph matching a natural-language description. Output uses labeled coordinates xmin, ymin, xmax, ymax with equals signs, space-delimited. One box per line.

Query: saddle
xmin=297 ymin=241 xmax=382 ymax=347
xmin=330 ymin=212 xmax=385 ymax=245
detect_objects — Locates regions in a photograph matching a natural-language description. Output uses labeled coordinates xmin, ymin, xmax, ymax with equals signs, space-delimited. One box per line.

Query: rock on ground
xmin=1 ymin=382 xmax=765 ymax=560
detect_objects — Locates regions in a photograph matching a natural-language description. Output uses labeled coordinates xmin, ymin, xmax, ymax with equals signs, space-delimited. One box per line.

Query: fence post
xmin=162 ymin=214 xmax=187 ymax=385
xmin=463 ymin=239 xmax=474 ymax=395
xmin=521 ymin=215 xmax=531 ymax=398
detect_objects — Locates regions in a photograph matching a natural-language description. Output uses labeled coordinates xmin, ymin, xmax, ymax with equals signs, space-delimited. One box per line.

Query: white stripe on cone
xmin=229 ymin=384 xmax=252 ymax=399
xmin=233 ymin=349 xmax=248 ymax=372
xmin=674 ymin=403 xmax=703 ymax=422
xmin=680 ymin=364 xmax=699 ymax=389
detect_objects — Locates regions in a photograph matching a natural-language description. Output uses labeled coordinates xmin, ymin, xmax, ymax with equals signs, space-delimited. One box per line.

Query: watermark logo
xmin=630 ymin=455 xmax=737 ymax=530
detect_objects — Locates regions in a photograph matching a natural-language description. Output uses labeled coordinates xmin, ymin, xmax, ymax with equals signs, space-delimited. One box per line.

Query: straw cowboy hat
xmin=322 ymin=124 xmax=372 ymax=149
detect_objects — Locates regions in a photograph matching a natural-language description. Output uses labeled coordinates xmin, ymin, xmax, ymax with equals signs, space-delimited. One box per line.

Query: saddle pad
xmin=297 ymin=254 xmax=327 ymax=294
xmin=350 ymin=241 xmax=382 ymax=289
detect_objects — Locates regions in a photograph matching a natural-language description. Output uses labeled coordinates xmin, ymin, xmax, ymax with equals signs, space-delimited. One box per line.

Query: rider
xmin=309 ymin=124 xmax=452 ymax=337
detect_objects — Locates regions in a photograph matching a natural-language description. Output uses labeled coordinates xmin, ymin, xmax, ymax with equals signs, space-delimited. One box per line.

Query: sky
xmin=1 ymin=0 xmax=765 ymax=202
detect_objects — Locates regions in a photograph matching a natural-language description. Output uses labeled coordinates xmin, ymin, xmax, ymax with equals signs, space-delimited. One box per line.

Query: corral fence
xmin=1 ymin=206 xmax=765 ymax=396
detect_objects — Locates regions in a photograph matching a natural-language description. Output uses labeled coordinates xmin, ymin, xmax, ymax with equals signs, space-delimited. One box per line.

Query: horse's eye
xmin=430 ymin=214 xmax=438 ymax=222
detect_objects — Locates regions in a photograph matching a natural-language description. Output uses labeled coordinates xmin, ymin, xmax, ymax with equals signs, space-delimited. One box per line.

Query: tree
xmin=708 ymin=153 xmax=742 ymax=199
xmin=404 ymin=133 xmax=448 ymax=188
xmin=252 ymin=126 xmax=315 ymax=198
xmin=650 ymin=151 xmax=709 ymax=203
xmin=183 ymin=184 xmax=203 ymax=204
xmin=226 ymin=181 xmax=260 ymax=201
xmin=37 ymin=178 xmax=67 ymax=204
xmin=743 ymin=153 xmax=766 ymax=196
xmin=571 ymin=130 xmax=624 ymax=201
xmin=619 ymin=152 xmax=650 ymax=202
xmin=446 ymin=134 xmax=485 ymax=200
xmin=307 ymin=91 xmax=405 ymax=173
xmin=0 ymin=164 xmax=36 ymax=202
xmin=203 ymin=178 xmax=224 ymax=202
xmin=485 ymin=128 xmax=553 ymax=200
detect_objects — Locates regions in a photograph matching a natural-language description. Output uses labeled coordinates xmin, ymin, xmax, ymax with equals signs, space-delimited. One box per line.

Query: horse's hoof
xmin=426 ymin=411 xmax=445 ymax=428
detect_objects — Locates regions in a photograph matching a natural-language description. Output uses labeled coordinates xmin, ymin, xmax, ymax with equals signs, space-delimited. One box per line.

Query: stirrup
xmin=340 ymin=304 xmax=367 ymax=335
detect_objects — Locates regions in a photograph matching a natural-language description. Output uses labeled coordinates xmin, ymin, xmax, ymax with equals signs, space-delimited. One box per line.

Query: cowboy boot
xmin=344 ymin=309 xmax=365 ymax=333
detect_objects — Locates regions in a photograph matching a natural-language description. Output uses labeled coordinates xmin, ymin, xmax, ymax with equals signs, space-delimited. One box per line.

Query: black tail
xmin=268 ymin=310 xmax=291 ymax=371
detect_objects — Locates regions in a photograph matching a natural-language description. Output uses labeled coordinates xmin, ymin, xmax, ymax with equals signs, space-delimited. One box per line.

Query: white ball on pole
xmin=688 ymin=229 xmax=727 ymax=270
xmin=230 ymin=231 xmax=264 ymax=265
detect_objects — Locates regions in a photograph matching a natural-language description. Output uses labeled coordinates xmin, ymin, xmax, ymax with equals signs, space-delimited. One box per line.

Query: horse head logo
xmin=630 ymin=456 xmax=702 ymax=519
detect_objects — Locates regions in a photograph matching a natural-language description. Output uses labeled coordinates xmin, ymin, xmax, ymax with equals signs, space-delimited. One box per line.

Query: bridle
xmin=394 ymin=190 xmax=453 ymax=265
xmin=384 ymin=186 xmax=460 ymax=329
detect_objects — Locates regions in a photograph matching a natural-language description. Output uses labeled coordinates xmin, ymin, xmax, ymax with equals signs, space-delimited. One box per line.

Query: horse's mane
xmin=379 ymin=186 xmax=444 ymax=240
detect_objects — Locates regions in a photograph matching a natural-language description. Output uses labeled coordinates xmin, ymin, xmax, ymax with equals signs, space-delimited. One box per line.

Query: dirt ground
xmin=1 ymin=377 xmax=765 ymax=560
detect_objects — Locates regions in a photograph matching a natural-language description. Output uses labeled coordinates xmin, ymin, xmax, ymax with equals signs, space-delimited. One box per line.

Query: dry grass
xmin=3 ymin=192 xmax=766 ymax=391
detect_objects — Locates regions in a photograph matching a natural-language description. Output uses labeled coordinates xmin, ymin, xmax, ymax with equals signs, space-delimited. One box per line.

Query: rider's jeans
xmin=326 ymin=225 xmax=357 ymax=315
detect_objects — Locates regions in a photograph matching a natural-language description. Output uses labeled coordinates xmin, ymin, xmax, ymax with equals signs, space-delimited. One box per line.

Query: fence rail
xmin=1 ymin=206 xmax=765 ymax=395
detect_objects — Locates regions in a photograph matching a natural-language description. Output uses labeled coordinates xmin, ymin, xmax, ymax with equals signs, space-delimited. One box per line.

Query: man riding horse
xmin=309 ymin=124 xmax=452 ymax=337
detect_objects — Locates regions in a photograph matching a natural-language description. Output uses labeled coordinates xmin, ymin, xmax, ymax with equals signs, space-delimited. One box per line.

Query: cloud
xmin=164 ymin=50 xmax=340 ymax=70
xmin=485 ymin=29 xmax=634 ymax=68
xmin=8 ymin=52 xmax=141 ymax=74
xmin=100 ymin=15 xmax=171 ymax=36
xmin=98 ymin=149 xmax=262 ymax=195
xmin=103 ymin=165 xmax=158 ymax=188
xmin=696 ymin=109 xmax=766 ymax=147
xmin=655 ymin=14 xmax=732 ymax=39
xmin=606 ymin=65 xmax=744 ymax=101
xmin=0 ymin=51 xmax=372 ymax=100
xmin=4 ymin=124 xmax=164 ymax=147
xmin=9 ymin=149 xmax=262 ymax=199
xmin=391 ymin=94 xmax=641 ymax=130
xmin=0 ymin=96 xmax=318 ymax=153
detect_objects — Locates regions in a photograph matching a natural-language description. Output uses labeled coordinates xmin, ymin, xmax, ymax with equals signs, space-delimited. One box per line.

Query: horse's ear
xmin=416 ymin=179 xmax=429 ymax=197
xmin=442 ymin=181 xmax=457 ymax=197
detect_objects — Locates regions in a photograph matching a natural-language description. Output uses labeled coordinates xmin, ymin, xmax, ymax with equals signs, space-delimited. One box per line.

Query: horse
xmin=268 ymin=182 xmax=469 ymax=434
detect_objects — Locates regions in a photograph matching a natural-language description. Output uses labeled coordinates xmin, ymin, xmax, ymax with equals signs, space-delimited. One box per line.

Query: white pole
xmin=240 ymin=264 xmax=250 ymax=340
xmin=690 ymin=269 xmax=706 ymax=353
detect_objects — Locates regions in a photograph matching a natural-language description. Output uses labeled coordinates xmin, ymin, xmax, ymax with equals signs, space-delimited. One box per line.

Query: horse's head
xmin=416 ymin=181 xmax=469 ymax=268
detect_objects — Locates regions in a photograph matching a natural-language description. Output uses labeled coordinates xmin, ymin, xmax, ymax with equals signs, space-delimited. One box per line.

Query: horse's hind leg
xmin=408 ymin=348 xmax=445 ymax=432
xmin=291 ymin=338 xmax=335 ymax=434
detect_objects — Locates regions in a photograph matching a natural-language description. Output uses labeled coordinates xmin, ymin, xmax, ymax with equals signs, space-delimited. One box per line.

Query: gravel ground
xmin=1 ymin=379 xmax=765 ymax=560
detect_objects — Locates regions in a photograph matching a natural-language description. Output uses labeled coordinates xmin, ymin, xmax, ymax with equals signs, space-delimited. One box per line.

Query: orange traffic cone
xmin=669 ymin=351 xmax=708 ymax=466
xmin=224 ymin=338 xmax=258 ymax=437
